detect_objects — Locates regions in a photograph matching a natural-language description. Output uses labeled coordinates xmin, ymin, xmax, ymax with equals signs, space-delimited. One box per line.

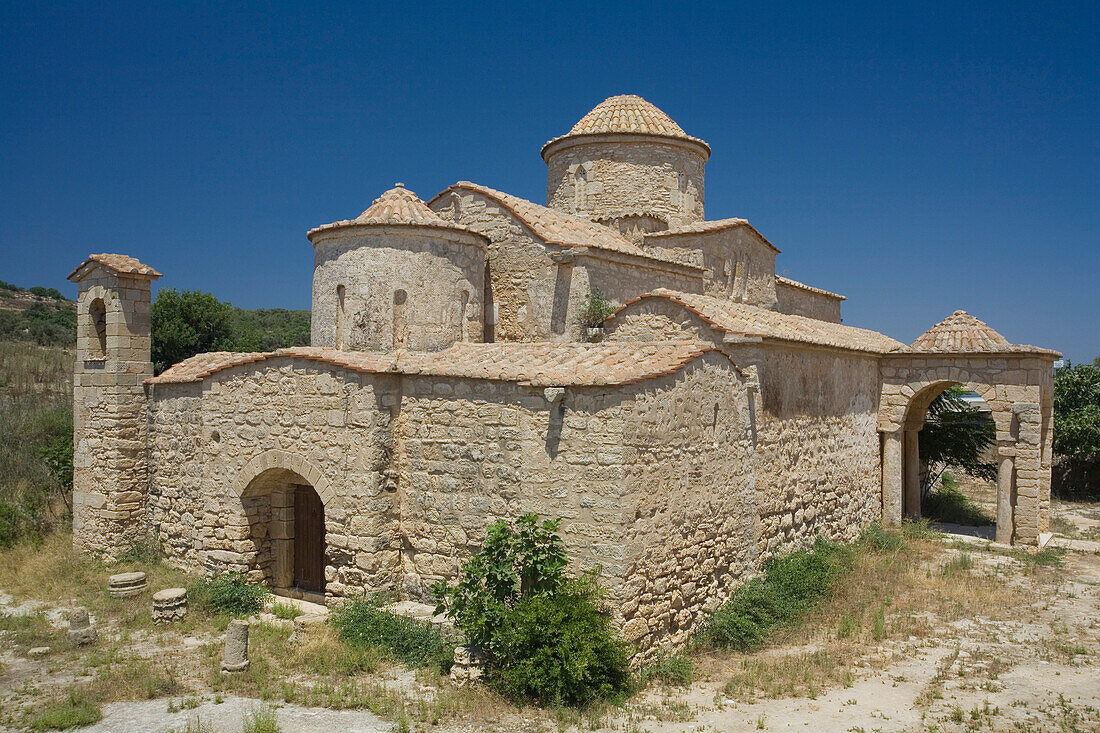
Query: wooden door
xmin=293 ymin=484 xmax=325 ymax=593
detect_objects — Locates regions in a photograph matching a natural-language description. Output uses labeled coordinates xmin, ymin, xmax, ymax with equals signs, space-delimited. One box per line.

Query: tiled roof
xmin=149 ymin=341 xmax=719 ymax=388
xmin=309 ymin=184 xmax=478 ymax=239
xmin=643 ymin=218 xmax=780 ymax=253
xmin=619 ymin=290 xmax=905 ymax=354
xmin=775 ymin=276 xmax=845 ymax=301
xmin=569 ymin=95 xmax=689 ymax=137
xmin=542 ymin=95 xmax=710 ymax=157
xmin=67 ymin=254 xmax=162 ymax=281
xmin=432 ymin=182 xmax=702 ymax=269
xmin=906 ymin=311 xmax=1059 ymax=356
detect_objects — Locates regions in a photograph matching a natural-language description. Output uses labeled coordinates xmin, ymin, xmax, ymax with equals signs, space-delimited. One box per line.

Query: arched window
xmin=573 ymin=166 xmax=587 ymax=210
xmin=88 ymin=298 xmax=107 ymax=359
xmin=392 ymin=289 xmax=408 ymax=347
xmin=335 ymin=285 xmax=346 ymax=349
xmin=459 ymin=291 xmax=470 ymax=342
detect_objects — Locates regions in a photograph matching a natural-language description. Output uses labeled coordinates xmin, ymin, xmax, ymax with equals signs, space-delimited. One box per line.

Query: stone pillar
xmin=67 ymin=256 xmax=160 ymax=559
xmin=881 ymin=430 xmax=903 ymax=525
xmin=1012 ymin=402 xmax=1043 ymax=545
xmin=903 ymin=430 xmax=921 ymax=519
xmin=995 ymin=444 xmax=1016 ymax=545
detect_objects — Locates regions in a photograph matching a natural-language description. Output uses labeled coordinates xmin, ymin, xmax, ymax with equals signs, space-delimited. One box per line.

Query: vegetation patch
xmin=189 ymin=573 xmax=270 ymax=617
xmin=433 ymin=514 xmax=631 ymax=706
xmin=699 ymin=537 xmax=855 ymax=651
xmin=330 ymin=596 xmax=452 ymax=670
xmin=923 ymin=474 xmax=994 ymax=526
xmin=27 ymin=687 xmax=102 ymax=730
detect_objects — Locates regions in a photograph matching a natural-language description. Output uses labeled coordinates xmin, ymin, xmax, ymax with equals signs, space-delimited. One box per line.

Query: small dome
xmin=308 ymin=183 xmax=481 ymax=240
xmin=353 ymin=183 xmax=447 ymax=225
xmin=542 ymin=94 xmax=709 ymax=160
xmin=910 ymin=310 xmax=1011 ymax=352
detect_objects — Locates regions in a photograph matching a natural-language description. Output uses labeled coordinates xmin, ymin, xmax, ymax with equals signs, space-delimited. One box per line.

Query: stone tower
xmin=67 ymin=254 xmax=161 ymax=557
xmin=308 ymin=184 xmax=489 ymax=351
xmin=542 ymin=94 xmax=710 ymax=239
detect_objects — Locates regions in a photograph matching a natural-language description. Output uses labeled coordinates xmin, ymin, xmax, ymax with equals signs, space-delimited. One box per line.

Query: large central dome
xmin=542 ymin=94 xmax=710 ymax=229
xmin=568 ymin=94 xmax=690 ymax=137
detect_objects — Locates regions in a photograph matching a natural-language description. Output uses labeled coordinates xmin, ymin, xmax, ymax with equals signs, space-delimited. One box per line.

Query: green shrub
xmin=700 ymin=537 xmax=854 ymax=651
xmin=189 ymin=573 xmax=269 ymax=617
xmin=241 ymin=704 xmax=281 ymax=733
xmin=433 ymin=514 xmax=630 ymax=706
xmin=579 ymin=290 xmax=617 ymax=328
xmin=330 ymin=596 xmax=452 ymax=670
xmin=492 ymin=577 xmax=630 ymax=705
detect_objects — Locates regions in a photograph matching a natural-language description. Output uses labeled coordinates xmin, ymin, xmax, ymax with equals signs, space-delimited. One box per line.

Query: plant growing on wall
xmin=579 ymin=290 xmax=616 ymax=329
xmin=432 ymin=514 xmax=630 ymax=705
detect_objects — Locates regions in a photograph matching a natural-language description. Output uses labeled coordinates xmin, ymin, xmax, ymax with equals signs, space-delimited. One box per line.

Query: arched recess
xmin=78 ymin=285 xmax=115 ymax=360
xmin=896 ymin=381 xmax=1005 ymax=528
xmin=233 ymin=450 xmax=339 ymax=601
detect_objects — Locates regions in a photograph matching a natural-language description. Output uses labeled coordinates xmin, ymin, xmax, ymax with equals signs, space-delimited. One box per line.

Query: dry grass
xmin=696 ymin=527 xmax=1042 ymax=703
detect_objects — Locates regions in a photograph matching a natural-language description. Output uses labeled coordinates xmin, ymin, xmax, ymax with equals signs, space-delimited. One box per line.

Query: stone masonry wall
xmin=311 ymin=228 xmax=485 ymax=351
xmin=644 ymin=228 xmax=778 ymax=309
xmin=149 ymin=360 xmax=401 ymax=599
xmin=433 ymin=190 xmax=704 ymax=342
xmin=776 ymin=281 xmax=842 ymax=323
xmin=546 ymin=138 xmax=706 ymax=228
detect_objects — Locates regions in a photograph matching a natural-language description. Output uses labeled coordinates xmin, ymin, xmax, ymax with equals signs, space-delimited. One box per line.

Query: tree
xmin=151 ymin=289 xmax=234 ymax=373
xmin=918 ymin=386 xmax=997 ymax=495
xmin=1053 ymin=363 xmax=1100 ymax=463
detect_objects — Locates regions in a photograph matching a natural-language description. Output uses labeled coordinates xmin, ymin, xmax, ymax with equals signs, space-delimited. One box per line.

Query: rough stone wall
xmin=616 ymin=355 xmax=756 ymax=653
xmin=311 ymin=228 xmax=485 ymax=351
xmin=546 ymin=138 xmax=706 ymax=228
xmin=432 ymin=190 xmax=704 ymax=342
xmin=776 ymin=281 xmax=842 ymax=323
xmin=72 ymin=269 xmax=153 ymax=557
xmin=148 ymin=360 xmax=402 ymax=599
xmin=644 ymin=228 xmax=778 ymax=308
xmin=735 ymin=344 xmax=883 ymax=561
xmin=605 ymin=300 xmax=886 ymax=562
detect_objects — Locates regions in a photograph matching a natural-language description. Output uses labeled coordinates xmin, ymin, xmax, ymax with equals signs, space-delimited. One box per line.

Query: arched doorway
xmin=899 ymin=382 xmax=998 ymax=534
xmin=241 ymin=468 xmax=327 ymax=601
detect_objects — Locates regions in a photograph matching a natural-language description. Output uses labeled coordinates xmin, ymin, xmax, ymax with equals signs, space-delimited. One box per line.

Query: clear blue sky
xmin=2 ymin=1 xmax=1097 ymax=362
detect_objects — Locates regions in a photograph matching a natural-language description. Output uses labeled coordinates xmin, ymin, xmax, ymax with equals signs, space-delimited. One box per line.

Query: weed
xmin=242 ymin=704 xmax=281 ymax=733
xmin=330 ymin=596 xmax=452 ymax=670
xmin=189 ymin=573 xmax=269 ymax=617
xmin=638 ymin=653 xmax=693 ymax=686
xmin=27 ymin=687 xmax=102 ymax=730
xmin=270 ymin=601 xmax=303 ymax=620
xmin=940 ymin=552 xmax=973 ymax=576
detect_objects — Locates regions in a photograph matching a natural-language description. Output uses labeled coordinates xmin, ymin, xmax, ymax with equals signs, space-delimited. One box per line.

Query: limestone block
xmin=152 ymin=587 xmax=188 ymax=623
xmin=67 ymin=607 xmax=98 ymax=646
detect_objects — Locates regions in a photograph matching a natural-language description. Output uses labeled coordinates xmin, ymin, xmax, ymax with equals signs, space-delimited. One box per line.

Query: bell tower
xmin=67 ymin=253 xmax=161 ymax=557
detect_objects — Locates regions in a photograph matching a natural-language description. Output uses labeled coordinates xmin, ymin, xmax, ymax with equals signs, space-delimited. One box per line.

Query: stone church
xmin=68 ymin=95 xmax=1059 ymax=651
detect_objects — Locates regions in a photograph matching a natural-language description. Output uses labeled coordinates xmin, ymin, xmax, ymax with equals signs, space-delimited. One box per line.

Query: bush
xmin=433 ymin=514 xmax=630 ymax=706
xmin=189 ymin=573 xmax=269 ymax=617
xmin=700 ymin=538 xmax=854 ymax=651
xmin=330 ymin=596 xmax=452 ymax=670
xmin=492 ymin=577 xmax=631 ymax=705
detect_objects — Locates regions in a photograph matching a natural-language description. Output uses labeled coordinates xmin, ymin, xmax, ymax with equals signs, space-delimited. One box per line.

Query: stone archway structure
xmin=878 ymin=312 xmax=1057 ymax=546
xmin=233 ymin=450 xmax=341 ymax=600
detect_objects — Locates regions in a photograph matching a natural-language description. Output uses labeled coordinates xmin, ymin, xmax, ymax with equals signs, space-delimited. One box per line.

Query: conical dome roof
xmin=569 ymin=94 xmax=689 ymax=137
xmin=352 ymin=183 xmax=446 ymax=225
xmin=308 ymin=183 xmax=481 ymax=240
xmin=910 ymin=311 xmax=1011 ymax=352
xmin=542 ymin=94 xmax=709 ymax=159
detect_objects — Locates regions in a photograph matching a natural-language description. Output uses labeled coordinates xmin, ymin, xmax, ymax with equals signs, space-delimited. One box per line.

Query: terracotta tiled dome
xmin=569 ymin=95 xmax=689 ymax=137
xmin=352 ymin=183 xmax=446 ymax=225
xmin=542 ymin=94 xmax=710 ymax=158
xmin=910 ymin=310 xmax=1011 ymax=352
